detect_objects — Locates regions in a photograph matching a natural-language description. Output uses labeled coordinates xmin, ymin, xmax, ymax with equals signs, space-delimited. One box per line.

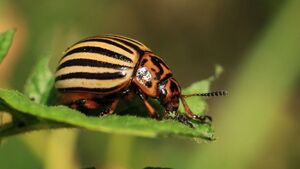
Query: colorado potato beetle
xmin=55 ymin=35 xmax=227 ymax=126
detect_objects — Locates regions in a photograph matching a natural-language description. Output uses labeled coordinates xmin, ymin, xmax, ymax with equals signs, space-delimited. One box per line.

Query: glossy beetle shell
xmin=55 ymin=35 xmax=151 ymax=95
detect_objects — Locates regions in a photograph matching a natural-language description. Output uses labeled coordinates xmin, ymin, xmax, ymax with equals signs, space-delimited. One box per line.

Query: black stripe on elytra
xmin=57 ymin=59 xmax=132 ymax=71
xmin=63 ymin=46 xmax=133 ymax=63
xmin=57 ymin=86 xmax=121 ymax=93
xmin=106 ymin=35 xmax=145 ymax=46
xmin=55 ymin=72 xmax=126 ymax=81
xmin=79 ymin=38 xmax=134 ymax=54
xmin=107 ymin=37 xmax=145 ymax=56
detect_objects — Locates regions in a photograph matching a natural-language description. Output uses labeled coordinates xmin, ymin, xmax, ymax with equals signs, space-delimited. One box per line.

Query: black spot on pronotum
xmin=141 ymin=59 xmax=148 ymax=66
xmin=160 ymin=73 xmax=172 ymax=83
xmin=145 ymin=81 xmax=152 ymax=88
xmin=150 ymin=56 xmax=170 ymax=81
xmin=155 ymin=73 xmax=160 ymax=81
xmin=150 ymin=56 xmax=164 ymax=80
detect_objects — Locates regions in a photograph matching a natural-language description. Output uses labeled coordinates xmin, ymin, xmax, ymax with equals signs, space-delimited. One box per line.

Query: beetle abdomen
xmin=55 ymin=35 xmax=150 ymax=95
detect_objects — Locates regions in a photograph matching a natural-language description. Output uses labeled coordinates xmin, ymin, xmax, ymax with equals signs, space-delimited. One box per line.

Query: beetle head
xmin=158 ymin=77 xmax=229 ymax=114
xmin=158 ymin=77 xmax=181 ymax=112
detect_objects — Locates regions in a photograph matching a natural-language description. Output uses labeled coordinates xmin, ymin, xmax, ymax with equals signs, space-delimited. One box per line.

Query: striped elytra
xmin=55 ymin=34 xmax=225 ymax=127
xmin=55 ymin=35 xmax=151 ymax=95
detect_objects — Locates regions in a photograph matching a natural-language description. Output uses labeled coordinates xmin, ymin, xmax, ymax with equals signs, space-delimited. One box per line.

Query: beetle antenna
xmin=183 ymin=90 xmax=228 ymax=98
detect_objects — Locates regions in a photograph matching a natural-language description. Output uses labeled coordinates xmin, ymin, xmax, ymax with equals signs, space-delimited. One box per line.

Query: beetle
xmin=55 ymin=35 xmax=227 ymax=126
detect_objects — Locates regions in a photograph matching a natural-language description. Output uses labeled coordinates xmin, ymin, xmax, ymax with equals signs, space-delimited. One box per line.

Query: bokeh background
xmin=0 ymin=0 xmax=299 ymax=169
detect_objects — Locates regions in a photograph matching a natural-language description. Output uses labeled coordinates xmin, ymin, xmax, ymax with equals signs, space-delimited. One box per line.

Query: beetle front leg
xmin=164 ymin=111 xmax=194 ymax=128
xmin=180 ymin=97 xmax=212 ymax=124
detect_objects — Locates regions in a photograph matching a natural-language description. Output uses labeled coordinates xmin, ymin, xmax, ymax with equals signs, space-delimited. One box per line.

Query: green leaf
xmin=23 ymin=57 xmax=55 ymax=104
xmin=0 ymin=29 xmax=16 ymax=64
xmin=0 ymin=88 xmax=214 ymax=140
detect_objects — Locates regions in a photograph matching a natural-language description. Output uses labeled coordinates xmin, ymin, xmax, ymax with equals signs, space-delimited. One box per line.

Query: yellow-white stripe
xmin=59 ymin=52 xmax=134 ymax=67
xmin=55 ymin=66 xmax=133 ymax=77
xmin=55 ymin=78 xmax=129 ymax=89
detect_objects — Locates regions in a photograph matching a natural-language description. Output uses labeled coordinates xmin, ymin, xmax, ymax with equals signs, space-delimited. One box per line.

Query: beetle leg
xmin=122 ymin=89 xmax=135 ymax=101
xmin=164 ymin=111 xmax=194 ymax=128
xmin=67 ymin=99 xmax=102 ymax=116
xmin=175 ymin=113 xmax=194 ymax=128
xmin=100 ymin=98 xmax=120 ymax=116
xmin=71 ymin=99 xmax=101 ymax=110
xmin=192 ymin=115 xmax=212 ymax=123
xmin=137 ymin=91 xmax=159 ymax=119
xmin=180 ymin=96 xmax=212 ymax=124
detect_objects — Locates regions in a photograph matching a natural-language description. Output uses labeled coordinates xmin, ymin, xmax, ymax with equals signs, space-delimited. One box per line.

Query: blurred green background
xmin=0 ymin=0 xmax=299 ymax=169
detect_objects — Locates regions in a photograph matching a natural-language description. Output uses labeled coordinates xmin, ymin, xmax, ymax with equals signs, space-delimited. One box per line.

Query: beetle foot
xmin=98 ymin=108 xmax=111 ymax=117
xmin=164 ymin=111 xmax=194 ymax=128
xmin=192 ymin=115 xmax=212 ymax=124
xmin=72 ymin=99 xmax=86 ymax=110
xmin=98 ymin=111 xmax=107 ymax=117
xmin=150 ymin=112 xmax=161 ymax=120
xmin=177 ymin=114 xmax=194 ymax=128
